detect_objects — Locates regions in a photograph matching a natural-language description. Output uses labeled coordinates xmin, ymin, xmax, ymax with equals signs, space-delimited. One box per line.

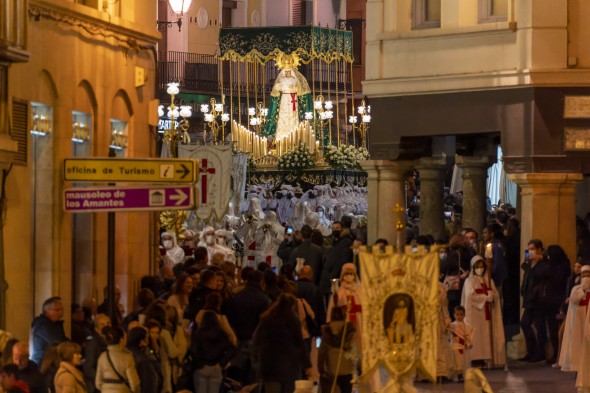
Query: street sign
xmin=63 ymin=158 xmax=198 ymax=183
xmin=64 ymin=185 xmax=194 ymax=213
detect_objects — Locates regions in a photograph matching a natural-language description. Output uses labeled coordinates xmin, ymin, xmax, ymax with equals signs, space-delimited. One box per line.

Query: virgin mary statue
xmin=264 ymin=55 xmax=313 ymax=139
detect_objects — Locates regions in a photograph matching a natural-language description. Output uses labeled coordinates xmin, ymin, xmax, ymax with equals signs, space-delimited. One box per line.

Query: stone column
xmin=509 ymin=173 xmax=583 ymax=264
xmin=361 ymin=160 xmax=413 ymax=246
xmin=416 ymin=157 xmax=450 ymax=241
xmin=457 ymin=155 xmax=492 ymax=234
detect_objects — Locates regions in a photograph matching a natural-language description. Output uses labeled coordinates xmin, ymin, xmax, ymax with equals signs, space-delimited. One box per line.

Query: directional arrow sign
xmin=64 ymin=186 xmax=194 ymax=213
xmin=63 ymin=158 xmax=198 ymax=183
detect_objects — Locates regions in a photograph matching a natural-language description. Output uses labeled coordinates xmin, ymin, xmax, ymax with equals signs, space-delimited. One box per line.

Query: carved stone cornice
xmin=28 ymin=0 xmax=161 ymax=51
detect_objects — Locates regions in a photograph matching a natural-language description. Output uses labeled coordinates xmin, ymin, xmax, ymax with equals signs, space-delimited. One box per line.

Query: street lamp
xmin=159 ymin=82 xmax=192 ymax=158
xmin=200 ymin=97 xmax=229 ymax=144
xmin=314 ymin=95 xmax=334 ymax=146
xmin=349 ymin=99 xmax=371 ymax=149
xmin=248 ymin=103 xmax=269 ymax=135
xmin=156 ymin=0 xmax=193 ymax=31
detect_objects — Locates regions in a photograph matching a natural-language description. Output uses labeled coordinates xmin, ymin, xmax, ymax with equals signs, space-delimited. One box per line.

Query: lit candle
xmin=485 ymin=243 xmax=493 ymax=259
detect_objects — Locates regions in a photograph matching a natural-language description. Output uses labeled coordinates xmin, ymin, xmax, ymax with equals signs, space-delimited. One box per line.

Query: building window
xmin=413 ymin=0 xmax=441 ymax=29
xmin=479 ymin=0 xmax=508 ymax=23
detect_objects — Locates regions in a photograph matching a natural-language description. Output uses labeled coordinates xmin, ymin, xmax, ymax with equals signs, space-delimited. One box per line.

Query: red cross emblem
xmin=200 ymin=159 xmax=216 ymax=204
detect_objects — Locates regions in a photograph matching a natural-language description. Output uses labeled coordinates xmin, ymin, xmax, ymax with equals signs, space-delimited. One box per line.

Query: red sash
xmin=580 ymin=291 xmax=590 ymax=311
xmin=247 ymin=241 xmax=256 ymax=261
xmin=475 ymin=283 xmax=491 ymax=320
xmin=452 ymin=332 xmax=465 ymax=354
xmin=346 ymin=295 xmax=362 ymax=322
xmin=290 ymin=93 xmax=297 ymax=111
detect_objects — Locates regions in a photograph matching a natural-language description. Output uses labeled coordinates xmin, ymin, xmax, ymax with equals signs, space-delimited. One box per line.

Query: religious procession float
xmin=159 ymin=26 xmax=371 ymax=234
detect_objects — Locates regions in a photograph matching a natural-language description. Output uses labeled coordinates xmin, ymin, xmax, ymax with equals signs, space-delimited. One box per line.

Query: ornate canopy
xmin=218 ymin=26 xmax=353 ymax=64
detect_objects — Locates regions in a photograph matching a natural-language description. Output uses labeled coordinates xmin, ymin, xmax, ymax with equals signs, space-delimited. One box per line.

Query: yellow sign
xmin=64 ymin=158 xmax=199 ymax=183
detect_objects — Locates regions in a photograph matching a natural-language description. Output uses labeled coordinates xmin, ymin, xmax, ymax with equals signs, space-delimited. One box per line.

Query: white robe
xmin=576 ymin=290 xmax=590 ymax=391
xmin=461 ymin=274 xmax=506 ymax=366
xmin=559 ymin=285 xmax=590 ymax=371
xmin=450 ymin=320 xmax=474 ymax=372
xmin=437 ymin=284 xmax=455 ymax=377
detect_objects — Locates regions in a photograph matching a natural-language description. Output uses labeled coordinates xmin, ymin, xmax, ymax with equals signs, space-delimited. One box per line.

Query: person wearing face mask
xmin=160 ymin=231 xmax=186 ymax=270
xmin=303 ymin=212 xmax=331 ymax=237
xmin=320 ymin=221 xmax=354 ymax=306
xmin=199 ymin=226 xmax=235 ymax=265
xmin=316 ymin=206 xmax=332 ymax=229
xmin=463 ymin=229 xmax=480 ymax=260
xmin=520 ymin=239 xmax=557 ymax=363
xmin=559 ymin=265 xmax=590 ymax=372
xmin=461 ymin=255 xmax=506 ymax=369
xmin=442 ymin=235 xmax=471 ymax=320
xmin=326 ymin=263 xmax=363 ymax=352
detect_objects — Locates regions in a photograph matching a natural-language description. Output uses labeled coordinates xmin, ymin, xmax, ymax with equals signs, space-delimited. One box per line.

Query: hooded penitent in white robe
xmin=576 ymin=286 xmax=590 ymax=392
xmin=288 ymin=201 xmax=310 ymax=231
xmin=461 ymin=261 xmax=506 ymax=367
xmin=161 ymin=231 xmax=186 ymax=269
xmin=303 ymin=212 xmax=332 ymax=237
xmin=198 ymin=226 xmax=236 ymax=265
xmin=257 ymin=211 xmax=284 ymax=268
xmin=326 ymin=263 xmax=362 ymax=354
xmin=559 ymin=284 xmax=590 ymax=371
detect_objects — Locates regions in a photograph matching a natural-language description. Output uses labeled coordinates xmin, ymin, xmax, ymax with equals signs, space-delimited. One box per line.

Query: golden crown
xmin=275 ymin=52 xmax=301 ymax=70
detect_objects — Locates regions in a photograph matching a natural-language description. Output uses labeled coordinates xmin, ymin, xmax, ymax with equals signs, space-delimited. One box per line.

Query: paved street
xmin=415 ymin=362 xmax=577 ymax=393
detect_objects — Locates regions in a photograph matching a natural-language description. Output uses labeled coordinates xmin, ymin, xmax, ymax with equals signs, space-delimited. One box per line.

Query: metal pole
xmin=107 ymin=210 xmax=116 ymax=324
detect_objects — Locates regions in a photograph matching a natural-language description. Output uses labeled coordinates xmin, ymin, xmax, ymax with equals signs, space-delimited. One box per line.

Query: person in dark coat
xmin=539 ymin=244 xmax=571 ymax=363
xmin=441 ymin=235 xmax=471 ymax=319
xmin=31 ymin=297 xmax=68 ymax=365
xmin=184 ymin=269 xmax=218 ymax=322
xmin=71 ymin=304 xmax=93 ymax=346
xmin=288 ymin=225 xmax=324 ymax=286
xmin=127 ymin=326 xmax=162 ymax=393
xmin=520 ymin=239 xmax=553 ymax=362
xmin=12 ymin=342 xmax=43 ymax=393
xmin=277 ymin=230 xmax=302 ymax=265
xmin=252 ymin=293 xmax=311 ymax=393
xmin=320 ymin=222 xmax=354 ymax=302
xmin=224 ymin=270 xmax=271 ymax=388
xmin=296 ymin=266 xmax=326 ymax=326
xmin=122 ymin=288 xmax=155 ymax=330
xmin=82 ymin=314 xmax=111 ymax=393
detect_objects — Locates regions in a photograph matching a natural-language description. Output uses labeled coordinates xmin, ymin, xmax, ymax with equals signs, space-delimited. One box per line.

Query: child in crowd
xmin=449 ymin=305 xmax=473 ymax=382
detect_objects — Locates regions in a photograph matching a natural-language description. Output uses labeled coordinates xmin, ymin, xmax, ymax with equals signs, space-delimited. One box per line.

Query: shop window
xmin=109 ymin=119 xmax=128 ymax=158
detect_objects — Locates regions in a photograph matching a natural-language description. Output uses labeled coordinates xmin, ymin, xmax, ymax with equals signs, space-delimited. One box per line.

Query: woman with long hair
xmin=195 ymin=292 xmax=237 ymax=346
xmin=127 ymin=327 xmax=162 ymax=393
xmin=145 ymin=302 xmax=181 ymax=393
xmin=164 ymin=304 xmax=188 ymax=390
xmin=95 ymin=326 xmax=140 ymax=393
xmin=167 ymin=272 xmax=193 ymax=329
xmin=54 ymin=342 xmax=86 ymax=393
xmin=40 ymin=343 xmax=60 ymax=393
xmin=252 ymin=293 xmax=311 ymax=393
xmin=191 ymin=311 xmax=237 ymax=393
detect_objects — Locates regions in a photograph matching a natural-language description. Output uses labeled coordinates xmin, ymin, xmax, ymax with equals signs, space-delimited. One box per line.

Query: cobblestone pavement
xmin=415 ymin=362 xmax=578 ymax=393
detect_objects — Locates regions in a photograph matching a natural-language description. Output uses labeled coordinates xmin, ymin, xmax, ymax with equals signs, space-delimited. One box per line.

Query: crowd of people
xmin=2 ymin=178 xmax=590 ymax=393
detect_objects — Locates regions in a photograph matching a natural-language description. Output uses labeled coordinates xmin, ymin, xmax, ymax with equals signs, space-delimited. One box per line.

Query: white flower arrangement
xmin=278 ymin=143 xmax=315 ymax=171
xmin=324 ymin=144 xmax=370 ymax=169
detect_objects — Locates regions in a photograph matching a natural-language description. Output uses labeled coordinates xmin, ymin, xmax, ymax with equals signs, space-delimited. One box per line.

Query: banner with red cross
xmin=178 ymin=145 xmax=233 ymax=221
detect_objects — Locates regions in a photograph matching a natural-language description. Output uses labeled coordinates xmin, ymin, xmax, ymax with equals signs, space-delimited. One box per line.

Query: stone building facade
xmin=363 ymin=0 xmax=590 ymax=262
xmin=1 ymin=0 xmax=160 ymax=336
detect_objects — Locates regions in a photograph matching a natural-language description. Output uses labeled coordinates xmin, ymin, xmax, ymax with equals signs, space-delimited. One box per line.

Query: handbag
xmin=443 ymin=250 xmax=461 ymax=291
xmin=302 ymin=299 xmax=321 ymax=337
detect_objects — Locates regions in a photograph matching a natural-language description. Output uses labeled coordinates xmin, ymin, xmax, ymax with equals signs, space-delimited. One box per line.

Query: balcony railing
xmin=157 ymin=51 xmax=351 ymax=96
